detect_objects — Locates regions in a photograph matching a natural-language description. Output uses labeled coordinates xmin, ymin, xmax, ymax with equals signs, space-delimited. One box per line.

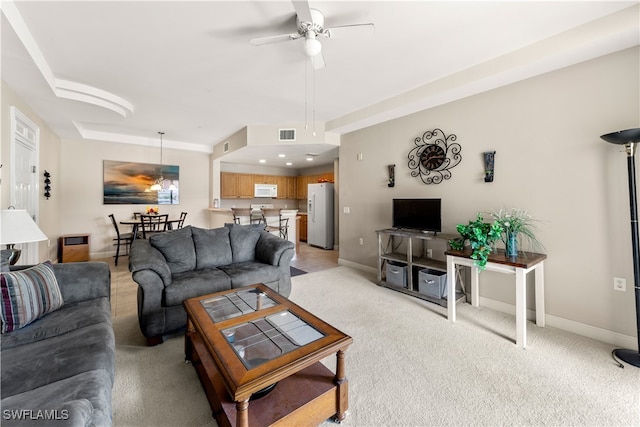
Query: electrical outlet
xmin=359 ymin=237 xmax=364 ymax=245
xmin=343 ymin=207 xmax=350 ymax=214
xmin=426 ymin=249 xmax=433 ymax=258
xmin=614 ymin=277 xmax=627 ymax=292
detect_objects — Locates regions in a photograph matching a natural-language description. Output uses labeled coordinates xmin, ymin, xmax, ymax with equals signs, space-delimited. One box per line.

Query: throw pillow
xmin=0 ymin=260 xmax=64 ymax=333
xmin=191 ymin=226 xmax=233 ymax=269
xmin=225 ymin=223 xmax=265 ymax=263
xmin=149 ymin=226 xmax=196 ymax=274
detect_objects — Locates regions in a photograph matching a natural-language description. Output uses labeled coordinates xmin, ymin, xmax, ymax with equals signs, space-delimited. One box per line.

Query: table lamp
xmin=0 ymin=209 xmax=47 ymax=265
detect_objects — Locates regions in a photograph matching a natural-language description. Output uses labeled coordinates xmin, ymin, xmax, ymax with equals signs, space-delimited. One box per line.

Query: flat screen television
xmin=392 ymin=198 xmax=441 ymax=233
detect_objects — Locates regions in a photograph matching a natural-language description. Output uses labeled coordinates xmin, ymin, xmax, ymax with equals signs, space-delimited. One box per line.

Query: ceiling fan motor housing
xmin=297 ymin=9 xmax=326 ymax=37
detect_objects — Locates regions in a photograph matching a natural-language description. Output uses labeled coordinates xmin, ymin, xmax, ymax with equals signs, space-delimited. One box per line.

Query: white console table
xmin=445 ymin=248 xmax=547 ymax=349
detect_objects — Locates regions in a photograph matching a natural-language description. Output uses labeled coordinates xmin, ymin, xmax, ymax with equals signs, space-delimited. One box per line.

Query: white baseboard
xmin=478 ymin=295 xmax=638 ymax=351
xmin=342 ymin=261 xmax=637 ymax=351
xmin=338 ymin=258 xmax=377 ymax=275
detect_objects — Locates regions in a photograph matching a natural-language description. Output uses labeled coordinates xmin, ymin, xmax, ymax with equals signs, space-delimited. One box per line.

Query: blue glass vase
xmin=506 ymin=232 xmax=518 ymax=257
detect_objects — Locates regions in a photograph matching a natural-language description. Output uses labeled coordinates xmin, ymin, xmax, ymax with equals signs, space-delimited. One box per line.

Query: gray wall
xmin=337 ymin=47 xmax=640 ymax=344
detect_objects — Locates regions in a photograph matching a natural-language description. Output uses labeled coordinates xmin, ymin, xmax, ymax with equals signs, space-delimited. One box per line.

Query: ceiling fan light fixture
xmin=303 ymin=32 xmax=322 ymax=57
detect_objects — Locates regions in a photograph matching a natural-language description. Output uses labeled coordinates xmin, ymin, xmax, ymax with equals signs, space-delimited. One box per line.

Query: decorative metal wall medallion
xmin=408 ymin=128 xmax=461 ymax=184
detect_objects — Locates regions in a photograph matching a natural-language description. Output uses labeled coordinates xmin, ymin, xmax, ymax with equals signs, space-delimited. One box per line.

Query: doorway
xmin=10 ymin=106 xmax=40 ymax=265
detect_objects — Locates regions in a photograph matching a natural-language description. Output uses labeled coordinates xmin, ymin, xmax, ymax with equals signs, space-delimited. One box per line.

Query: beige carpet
xmin=112 ymin=266 xmax=640 ymax=427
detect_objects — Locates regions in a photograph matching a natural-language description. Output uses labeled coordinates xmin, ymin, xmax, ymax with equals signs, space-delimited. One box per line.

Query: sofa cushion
xmin=1 ymin=369 xmax=113 ymax=427
xmin=217 ymin=261 xmax=281 ymax=288
xmin=149 ymin=226 xmax=196 ymax=274
xmin=1 ymin=322 xmax=115 ymax=397
xmin=164 ymin=268 xmax=232 ymax=306
xmin=1 ymin=261 xmax=64 ymax=333
xmin=0 ymin=297 xmax=111 ymax=350
xmin=226 ymin=223 xmax=265 ymax=263
xmin=191 ymin=226 xmax=232 ymax=269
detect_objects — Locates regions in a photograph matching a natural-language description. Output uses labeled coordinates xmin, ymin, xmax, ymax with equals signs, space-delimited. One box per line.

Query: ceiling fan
xmin=250 ymin=0 xmax=375 ymax=70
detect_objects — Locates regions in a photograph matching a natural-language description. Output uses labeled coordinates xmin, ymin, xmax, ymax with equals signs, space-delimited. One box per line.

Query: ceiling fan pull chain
xmin=312 ymin=63 xmax=316 ymax=137
xmin=304 ymin=59 xmax=308 ymax=130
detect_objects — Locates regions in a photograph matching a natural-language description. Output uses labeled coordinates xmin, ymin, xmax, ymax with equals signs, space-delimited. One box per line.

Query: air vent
xmin=279 ymin=129 xmax=296 ymax=141
xmin=223 ymin=141 xmax=229 ymax=152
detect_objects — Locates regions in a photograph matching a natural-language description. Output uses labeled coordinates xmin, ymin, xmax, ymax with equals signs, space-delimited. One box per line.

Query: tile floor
xmin=100 ymin=242 xmax=338 ymax=319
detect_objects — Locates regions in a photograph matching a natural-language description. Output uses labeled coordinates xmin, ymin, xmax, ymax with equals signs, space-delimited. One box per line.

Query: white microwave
xmin=254 ymin=184 xmax=277 ymax=198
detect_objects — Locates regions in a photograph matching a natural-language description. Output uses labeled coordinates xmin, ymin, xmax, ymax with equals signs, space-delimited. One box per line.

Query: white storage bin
xmin=418 ymin=269 xmax=447 ymax=299
xmin=386 ymin=262 xmax=407 ymax=287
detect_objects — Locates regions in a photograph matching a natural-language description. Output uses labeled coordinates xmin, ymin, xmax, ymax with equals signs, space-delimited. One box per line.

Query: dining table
xmin=120 ymin=216 xmax=182 ymax=241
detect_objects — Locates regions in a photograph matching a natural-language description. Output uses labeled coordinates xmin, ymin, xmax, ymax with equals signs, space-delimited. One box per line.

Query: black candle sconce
xmin=483 ymin=151 xmax=496 ymax=182
xmin=388 ymin=164 xmax=395 ymax=187
xmin=44 ymin=170 xmax=51 ymax=199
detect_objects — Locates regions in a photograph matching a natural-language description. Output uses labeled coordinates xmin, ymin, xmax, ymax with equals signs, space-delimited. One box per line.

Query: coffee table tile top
xmin=201 ymin=288 xmax=277 ymax=322
xmin=224 ymin=310 xmax=324 ymax=369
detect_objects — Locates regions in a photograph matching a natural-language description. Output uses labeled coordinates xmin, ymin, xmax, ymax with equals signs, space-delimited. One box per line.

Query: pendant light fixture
xmin=150 ymin=131 xmax=165 ymax=191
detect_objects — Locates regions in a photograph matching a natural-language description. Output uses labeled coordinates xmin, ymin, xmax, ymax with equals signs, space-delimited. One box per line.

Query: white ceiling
xmin=2 ymin=1 xmax=638 ymax=168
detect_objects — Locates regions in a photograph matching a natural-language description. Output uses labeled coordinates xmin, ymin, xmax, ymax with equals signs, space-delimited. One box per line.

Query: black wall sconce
xmin=388 ymin=164 xmax=395 ymax=187
xmin=44 ymin=170 xmax=51 ymax=199
xmin=483 ymin=151 xmax=496 ymax=182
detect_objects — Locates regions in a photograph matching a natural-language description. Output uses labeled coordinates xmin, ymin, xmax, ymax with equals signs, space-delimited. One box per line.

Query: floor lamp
xmin=601 ymin=128 xmax=640 ymax=368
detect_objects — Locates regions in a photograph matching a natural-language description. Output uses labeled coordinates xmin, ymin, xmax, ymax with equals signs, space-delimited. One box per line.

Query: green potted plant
xmin=490 ymin=208 xmax=544 ymax=256
xmin=449 ymin=213 xmax=503 ymax=269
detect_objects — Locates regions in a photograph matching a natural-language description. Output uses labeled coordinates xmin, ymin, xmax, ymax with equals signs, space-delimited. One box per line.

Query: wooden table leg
xmin=334 ymin=349 xmax=348 ymax=422
xmin=236 ymin=399 xmax=249 ymax=427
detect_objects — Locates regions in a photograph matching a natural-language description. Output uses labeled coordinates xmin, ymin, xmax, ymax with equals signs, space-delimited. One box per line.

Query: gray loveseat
xmin=128 ymin=223 xmax=295 ymax=345
xmin=1 ymin=261 xmax=114 ymax=427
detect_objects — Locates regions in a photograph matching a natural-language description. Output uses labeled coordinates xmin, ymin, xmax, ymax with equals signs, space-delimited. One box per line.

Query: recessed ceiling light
xmin=286 ymin=162 xmax=293 ymax=166
xmin=259 ymin=159 xmax=266 ymax=163
xmin=278 ymin=154 xmax=286 ymax=158
xmin=306 ymin=157 xmax=313 ymax=161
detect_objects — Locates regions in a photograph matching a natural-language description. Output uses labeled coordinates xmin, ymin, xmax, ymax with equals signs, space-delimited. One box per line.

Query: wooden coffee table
xmin=183 ymin=283 xmax=353 ymax=427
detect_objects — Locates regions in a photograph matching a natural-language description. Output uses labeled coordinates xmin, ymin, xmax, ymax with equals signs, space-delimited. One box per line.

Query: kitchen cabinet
xmin=299 ymin=214 xmax=308 ymax=242
xmin=296 ymin=173 xmax=334 ymax=200
xmin=221 ymin=172 xmax=238 ymax=198
xmin=286 ymin=176 xmax=297 ymax=199
xmin=238 ymin=174 xmax=254 ymax=198
xmin=221 ymin=172 xmax=332 ymax=200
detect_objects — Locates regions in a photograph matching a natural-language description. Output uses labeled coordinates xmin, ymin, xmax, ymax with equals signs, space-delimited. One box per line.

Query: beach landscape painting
xmin=103 ymin=160 xmax=179 ymax=205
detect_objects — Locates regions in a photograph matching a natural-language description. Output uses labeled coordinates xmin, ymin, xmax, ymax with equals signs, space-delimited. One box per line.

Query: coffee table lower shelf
xmin=188 ymin=331 xmax=340 ymax=427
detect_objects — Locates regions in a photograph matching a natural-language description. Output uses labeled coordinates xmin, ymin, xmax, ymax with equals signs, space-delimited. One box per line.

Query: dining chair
xmin=177 ymin=212 xmax=188 ymax=229
xmin=231 ymin=208 xmax=252 ymax=225
xmin=261 ymin=208 xmax=289 ymax=240
xmin=139 ymin=214 xmax=169 ymax=239
xmin=108 ymin=214 xmax=134 ymax=266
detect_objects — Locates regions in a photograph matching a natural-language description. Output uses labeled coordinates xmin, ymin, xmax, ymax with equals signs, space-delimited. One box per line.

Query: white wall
xmin=1 ymin=81 xmax=61 ymax=262
xmin=338 ymin=47 xmax=640 ymax=343
xmin=60 ymin=138 xmax=210 ymax=258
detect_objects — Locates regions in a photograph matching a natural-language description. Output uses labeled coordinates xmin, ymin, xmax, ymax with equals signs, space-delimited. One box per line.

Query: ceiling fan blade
xmin=311 ymin=52 xmax=325 ymax=70
xmin=250 ymin=33 xmax=301 ymax=46
xmin=325 ymin=23 xmax=375 ymax=39
xmin=292 ymin=0 xmax=313 ymax=23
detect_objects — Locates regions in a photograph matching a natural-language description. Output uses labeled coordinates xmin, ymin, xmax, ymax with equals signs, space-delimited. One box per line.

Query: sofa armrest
xmin=129 ymin=239 xmax=172 ymax=286
xmin=255 ymin=232 xmax=295 ymax=266
xmin=52 ymin=261 xmax=111 ymax=305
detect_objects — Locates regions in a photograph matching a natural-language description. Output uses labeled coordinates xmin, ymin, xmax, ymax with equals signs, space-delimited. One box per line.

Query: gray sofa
xmin=128 ymin=223 xmax=295 ymax=345
xmin=0 ymin=261 xmax=114 ymax=427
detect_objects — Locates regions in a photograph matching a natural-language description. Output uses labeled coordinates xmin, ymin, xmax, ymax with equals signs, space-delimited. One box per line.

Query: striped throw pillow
xmin=0 ymin=260 xmax=64 ymax=333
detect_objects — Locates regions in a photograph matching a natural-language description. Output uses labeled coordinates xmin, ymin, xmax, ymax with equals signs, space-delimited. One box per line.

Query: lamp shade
xmin=600 ymin=128 xmax=640 ymax=145
xmin=0 ymin=209 xmax=47 ymax=245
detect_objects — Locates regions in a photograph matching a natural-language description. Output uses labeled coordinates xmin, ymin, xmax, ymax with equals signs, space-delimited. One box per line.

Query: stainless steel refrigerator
xmin=307 ymin=182 xmax=334 ymax=249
